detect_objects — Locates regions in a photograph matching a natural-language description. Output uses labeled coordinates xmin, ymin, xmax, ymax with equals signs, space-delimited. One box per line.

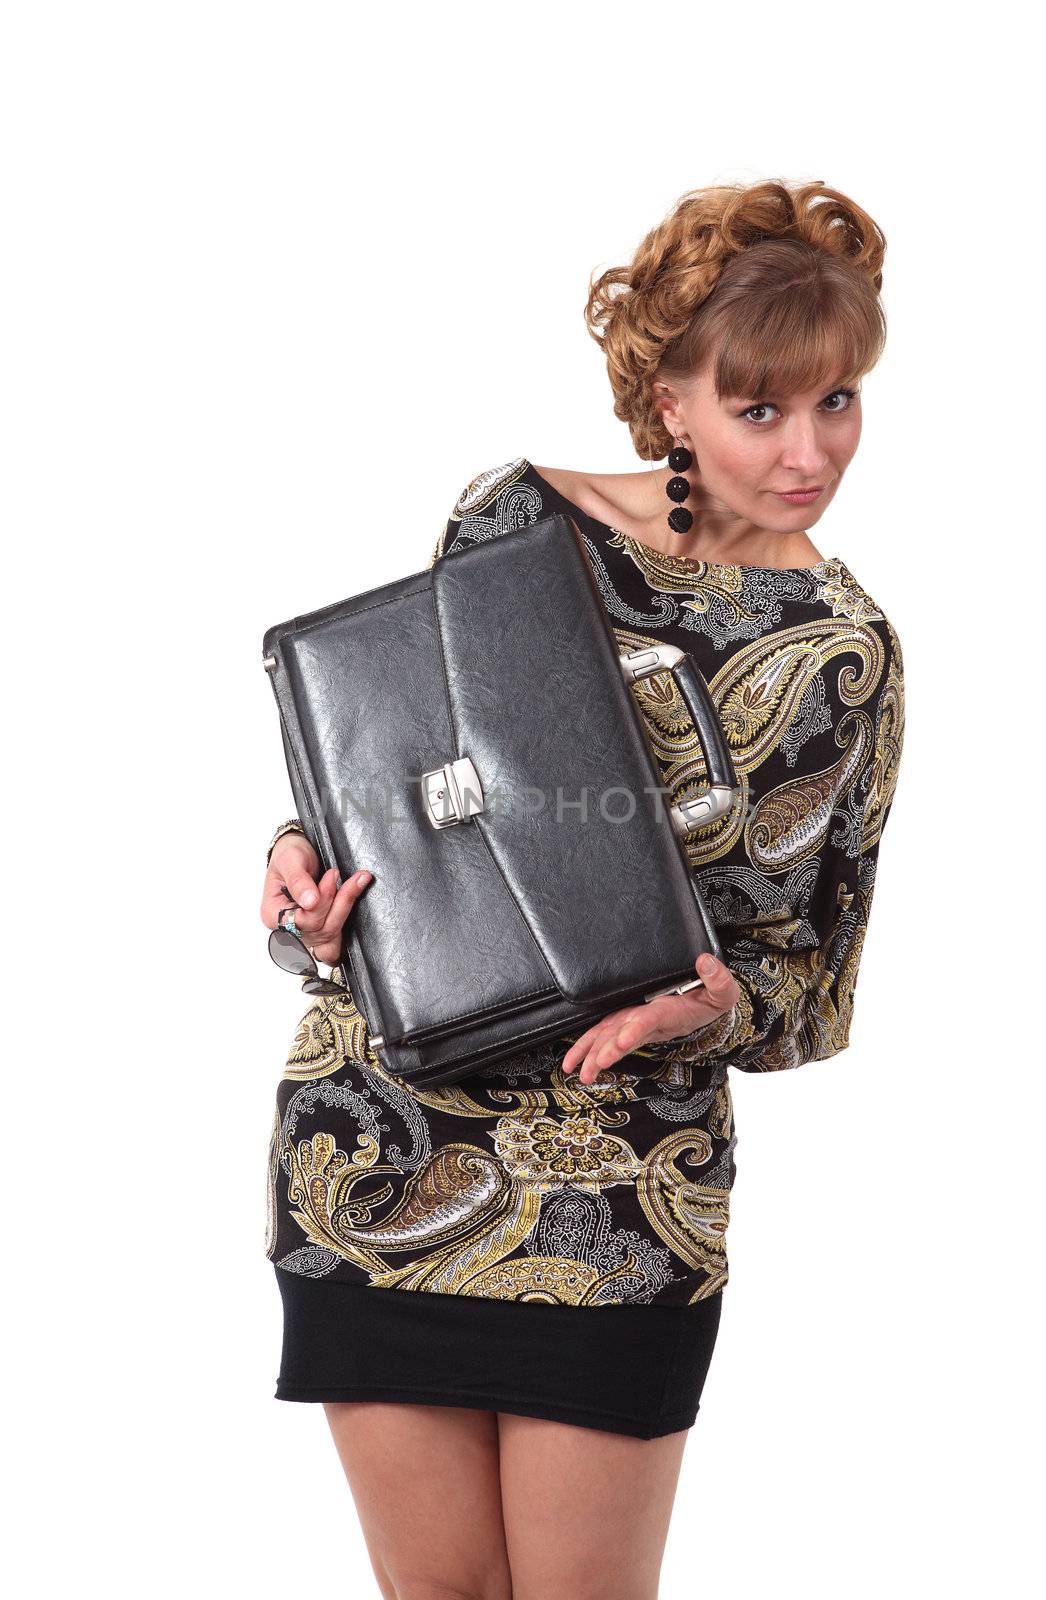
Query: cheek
xmin=828 ymin=410 xmax=862 ymax=469
xmin=703 ymin=431 xmax=774 ymax=492
xmin=840 ymin=416 xmax=862 ymax=464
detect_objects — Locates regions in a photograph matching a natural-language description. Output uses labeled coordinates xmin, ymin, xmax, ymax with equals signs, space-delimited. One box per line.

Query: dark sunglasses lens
xmin=268 ymin=926 xmax=317 ymax=978
xmin=302 ymin=977 xmax=346 ymax=997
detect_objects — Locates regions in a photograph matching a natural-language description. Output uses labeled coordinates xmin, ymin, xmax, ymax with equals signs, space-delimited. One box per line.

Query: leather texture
xmin=263 ymin=513 xmax=737 ymax=1088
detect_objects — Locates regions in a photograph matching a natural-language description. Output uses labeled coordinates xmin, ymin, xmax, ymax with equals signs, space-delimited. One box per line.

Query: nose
xmin=778 ymin=419 xmax=831 ymax=475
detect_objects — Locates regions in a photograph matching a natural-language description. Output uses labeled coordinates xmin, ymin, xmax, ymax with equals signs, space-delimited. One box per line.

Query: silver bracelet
xmin=266 ymin=818 xmax=307 ymax=868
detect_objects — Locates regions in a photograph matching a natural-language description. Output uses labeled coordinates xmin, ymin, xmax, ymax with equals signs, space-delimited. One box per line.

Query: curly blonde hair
xmin=584 ymin=178 xmax=887 ymax=461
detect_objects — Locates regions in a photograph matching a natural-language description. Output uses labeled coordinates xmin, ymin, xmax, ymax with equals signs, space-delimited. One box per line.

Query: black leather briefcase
xmin=262 ymin=512 xmax=738 ymax=1088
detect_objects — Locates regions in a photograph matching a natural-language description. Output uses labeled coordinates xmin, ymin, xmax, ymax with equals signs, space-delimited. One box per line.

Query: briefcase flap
xmin=427 ymin=515 xmax=709 ymax=1002
xmin=267 ymin=514 xmax=712 ymax=1046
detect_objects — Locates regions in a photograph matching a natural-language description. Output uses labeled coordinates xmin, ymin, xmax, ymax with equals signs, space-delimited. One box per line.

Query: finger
xmin=283 ymin=862 xmax=322 ymax=912
xmin=284 ymin=866 xmax=344 ymax=937
xmin=332 ymin=869 xmax=374 ymax=916
xmin=577 ymin=1035 xmax=623 ymax=1085
xmin=578 ymin=1015 xmax=650 ymax=1084
xmin=695 ymin=953 xmax=741 ymax=1010
xmin=304 ymin=870 xmax=375 ymax=961
xmin=569 ymin=1009 xmax=649 ymax=1084
xmin=603 ymin=1009 xmax=654 ymax=1058
xmin=312 ymin=869 xmax=373 ymax=935
xmin=260 ymin=870 xmax=308 ymax=929
xmin=562 ymin=1019 xmax=613 ymax=1072
xmin=578 ymin=1036 xmax=617 ymax=1088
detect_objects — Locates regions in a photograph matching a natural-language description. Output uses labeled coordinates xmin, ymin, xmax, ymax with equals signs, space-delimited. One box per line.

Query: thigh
xmin=497 ymin=1413 xmax=690 ymax=1600
xmin=323 ymin=1401 xmax=513 ymax=1600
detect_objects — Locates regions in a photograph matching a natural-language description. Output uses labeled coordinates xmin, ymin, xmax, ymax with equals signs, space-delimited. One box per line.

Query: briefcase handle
xmin=618 ymin=643 xmax=738 ymax=839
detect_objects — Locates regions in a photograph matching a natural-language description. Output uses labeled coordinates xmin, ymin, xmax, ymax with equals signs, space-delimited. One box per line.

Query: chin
xmin=772 ymin=490 xmax=834 ymax=524
xmin=768 ymin=503 xmax=823 ymax=527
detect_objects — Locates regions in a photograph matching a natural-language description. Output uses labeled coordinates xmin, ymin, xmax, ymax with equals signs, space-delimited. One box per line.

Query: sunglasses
xmin=267 ymin=924 xmax=351 ymax=998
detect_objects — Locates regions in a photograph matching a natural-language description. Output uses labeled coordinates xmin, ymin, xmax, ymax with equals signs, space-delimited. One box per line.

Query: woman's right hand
xmin=260 ymin=831 xmax=374 ymax=966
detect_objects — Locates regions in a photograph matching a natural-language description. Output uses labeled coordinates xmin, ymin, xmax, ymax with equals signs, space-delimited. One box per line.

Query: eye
xmin=822 ymin=386 xmax=858 ymax=413
xmin=739 ymin=401 xmax=778 ymax=425
xmin=737 ymin=387 xmax=858 ymax=426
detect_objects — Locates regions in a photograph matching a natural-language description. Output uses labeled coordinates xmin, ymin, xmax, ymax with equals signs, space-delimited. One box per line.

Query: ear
xmin=651 ymin=377 xmax=684 ymax=440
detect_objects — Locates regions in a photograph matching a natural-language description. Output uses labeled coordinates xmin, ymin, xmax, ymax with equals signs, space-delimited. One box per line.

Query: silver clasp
xmin=422 ymin=755 xmax=484 ymax=828
xmin=668 ymin=788 xmax=736 ymax=837
xmin=619 ymin=642 xmax=685 ymax=680
xmin=643 ymin=974 xmax=707 ymax=1002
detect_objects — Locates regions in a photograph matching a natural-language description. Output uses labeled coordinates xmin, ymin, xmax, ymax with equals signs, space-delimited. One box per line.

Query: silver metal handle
xmin=619 ymin=644 xmax=737 ymax=834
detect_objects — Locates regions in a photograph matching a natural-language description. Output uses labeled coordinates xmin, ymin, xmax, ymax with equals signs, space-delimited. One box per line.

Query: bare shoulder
xmin=530 ymin=461 xmax=649 ymax=525
xmin=533 ymin=459 xmax=827 ymax=568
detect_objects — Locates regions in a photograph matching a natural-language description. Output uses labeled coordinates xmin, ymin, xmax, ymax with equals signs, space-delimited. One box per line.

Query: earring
xmin=666 ymin=438 xmax=694 ymax=533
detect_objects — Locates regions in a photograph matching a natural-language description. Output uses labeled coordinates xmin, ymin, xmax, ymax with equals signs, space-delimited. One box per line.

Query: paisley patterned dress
xmin=264 ymin=455 xmax=905 ymax=1435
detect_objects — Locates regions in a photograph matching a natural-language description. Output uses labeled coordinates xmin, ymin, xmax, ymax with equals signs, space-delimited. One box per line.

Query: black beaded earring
xmin=666 ymin=438 xmax=694 ymax=533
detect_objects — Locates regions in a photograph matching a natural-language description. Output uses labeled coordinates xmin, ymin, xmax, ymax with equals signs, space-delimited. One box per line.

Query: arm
xmin=643 ymin=620 xmax=906 ymax=1075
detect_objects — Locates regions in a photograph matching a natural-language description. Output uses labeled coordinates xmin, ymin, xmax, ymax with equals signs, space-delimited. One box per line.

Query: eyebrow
xmin=729 ymin=378 xmax=852 ymax=403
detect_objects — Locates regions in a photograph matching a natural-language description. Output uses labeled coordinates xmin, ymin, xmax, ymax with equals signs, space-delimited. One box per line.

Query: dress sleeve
xmin=643 ymin=618 xmax=906 ymax=1075
xmin=425 ymin=498 xmax=465 ymax=568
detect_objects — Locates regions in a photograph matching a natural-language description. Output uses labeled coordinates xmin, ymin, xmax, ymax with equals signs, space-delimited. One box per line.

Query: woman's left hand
xmin=561 ymin=952 xmax=741 ymax=1085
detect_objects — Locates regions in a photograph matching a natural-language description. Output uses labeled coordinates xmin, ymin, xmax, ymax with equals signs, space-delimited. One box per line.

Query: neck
xmin=630 ymin=468 xmax=819 ymax=566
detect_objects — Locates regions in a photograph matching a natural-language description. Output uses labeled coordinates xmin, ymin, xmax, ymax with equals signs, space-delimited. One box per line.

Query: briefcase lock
xmin=422 ymin=755 xmax=485 ymax=828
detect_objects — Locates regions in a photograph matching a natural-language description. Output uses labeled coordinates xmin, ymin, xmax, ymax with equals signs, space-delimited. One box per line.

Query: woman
xmin=260 ymin=178 xmax=905 ymax=1599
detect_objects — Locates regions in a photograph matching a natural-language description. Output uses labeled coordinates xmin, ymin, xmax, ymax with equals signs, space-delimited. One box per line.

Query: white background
xmin=4 ymin=3 xmax=1041 ymax=1595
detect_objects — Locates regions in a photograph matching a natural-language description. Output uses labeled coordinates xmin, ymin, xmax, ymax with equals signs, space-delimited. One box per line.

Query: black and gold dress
xmin=265 ymin=455 xmax=905 ymax=1439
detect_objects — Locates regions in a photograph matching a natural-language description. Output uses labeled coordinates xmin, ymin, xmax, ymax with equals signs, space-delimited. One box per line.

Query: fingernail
xmin=356 ymin=870 xmax=373 ymax=885
xmin=698 ymin=953 xmax=718 ymax=976
xmin=300 ymin=889 xmax=318 ymax=908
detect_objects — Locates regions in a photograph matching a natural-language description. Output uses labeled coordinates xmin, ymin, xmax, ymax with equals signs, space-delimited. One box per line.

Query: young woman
xmin=260 ymin=178 xmax=905 ymax=1600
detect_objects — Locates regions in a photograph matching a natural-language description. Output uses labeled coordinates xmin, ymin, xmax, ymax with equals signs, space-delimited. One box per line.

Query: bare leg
xmin=323 ymin=1400 xmax=513 ymax=1600
xmin=497 ymin=1412 xmax=690 ymax=1600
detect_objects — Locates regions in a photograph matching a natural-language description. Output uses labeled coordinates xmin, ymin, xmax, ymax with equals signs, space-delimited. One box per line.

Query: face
xmin=655 ymin=356 xmax=862 ymax=532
